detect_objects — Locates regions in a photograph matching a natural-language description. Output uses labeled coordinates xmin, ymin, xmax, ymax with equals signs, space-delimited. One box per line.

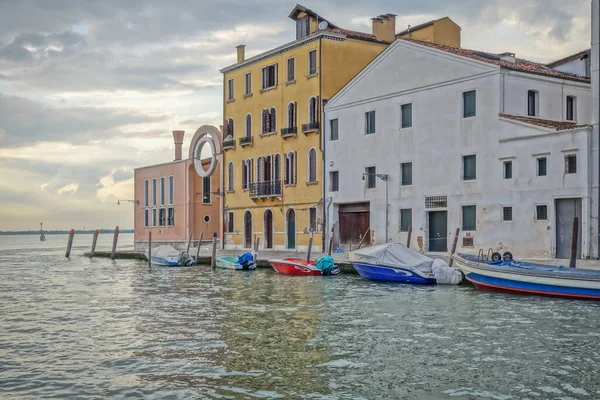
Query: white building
xmin=323 ymin=38 xmax=597 ymax=259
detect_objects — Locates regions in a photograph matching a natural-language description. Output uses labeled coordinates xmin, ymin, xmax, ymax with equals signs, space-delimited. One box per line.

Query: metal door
xmin=428 ymin=211 xmax=448 ymax=252
xmin=244 ymin=211 xmax=252 ymax=248
xmin=286 ymin=209 xmax=296 ymax=249
xmin=555 ymin=198 xmax=582 ymax=259
xmin=264 ymin=210 xmax=273 ymax=249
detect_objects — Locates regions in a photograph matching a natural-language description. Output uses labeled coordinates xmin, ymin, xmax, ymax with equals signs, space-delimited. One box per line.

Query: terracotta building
xmin=133 ymin=126 xmax=223 ymax=252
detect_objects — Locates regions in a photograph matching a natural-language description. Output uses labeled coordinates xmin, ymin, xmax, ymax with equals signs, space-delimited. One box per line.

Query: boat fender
xmin=491 ymin=252 xmax=502 ymax=262
xmin=502 ymin=251 xmax=513 ymax=261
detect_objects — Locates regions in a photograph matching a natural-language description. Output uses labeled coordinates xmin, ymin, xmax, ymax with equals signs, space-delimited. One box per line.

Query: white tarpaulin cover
xmin=153 ymin=245 xmax=179 ymax=258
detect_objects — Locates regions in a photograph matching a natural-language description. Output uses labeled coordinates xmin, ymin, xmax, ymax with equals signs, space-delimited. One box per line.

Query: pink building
xmin=133 ymin=125 xmax=223 ymax=252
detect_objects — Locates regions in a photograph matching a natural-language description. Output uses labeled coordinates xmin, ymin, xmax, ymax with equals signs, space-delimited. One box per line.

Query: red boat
xmin=268 ymin=258 xmax=323 ymax=276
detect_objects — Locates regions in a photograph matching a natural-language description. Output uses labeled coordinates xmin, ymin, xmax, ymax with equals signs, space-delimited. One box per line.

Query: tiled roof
xmin=499 ymin=114 xmax=588 ymax=131
xmin=546 ymin=49 xmax=590 ymax=68
xmin=400 ymin=38 xmax=591 ymax=83
xmin=396 ymin=20 xmax=435 ymax=36
xmin=329 ymin=28 xmax=379 ymax=42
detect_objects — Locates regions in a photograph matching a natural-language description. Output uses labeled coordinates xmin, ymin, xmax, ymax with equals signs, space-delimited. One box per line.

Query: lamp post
xmin=362 ymin=172 xmax=390 ymax=243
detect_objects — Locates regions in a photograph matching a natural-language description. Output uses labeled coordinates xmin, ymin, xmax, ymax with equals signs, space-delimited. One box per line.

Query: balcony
xmin=302 ymin=121 xmax=320 ymax=134
xmin=239 ymin=136 xmax=253 ymax=147
xmin=223 ymin=139 xmax=236 ymax=150
xmin=281 ymin=126 xmax=297 ymax=138
xmin=249 ymin=180 xmax=282 ymax=199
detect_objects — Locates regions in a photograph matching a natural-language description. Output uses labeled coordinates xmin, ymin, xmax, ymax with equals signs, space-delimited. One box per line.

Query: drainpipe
xmin=319 ymin=35 xmax=326 ymax=252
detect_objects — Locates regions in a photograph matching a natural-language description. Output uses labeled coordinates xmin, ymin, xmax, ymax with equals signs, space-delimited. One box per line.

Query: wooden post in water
xmin=448 ymin=228 xmax=461 ymax=267
xmin=307 ymin=230 xmax=314 ymax=262
xmin=90 ymin=230 xmax=99 ymax=259
xmin=110 ymin=226 xmax=119 ymax=260
xmin=65 ymin=229 xmax=75 ymax=258
xmin=148 ymin=231 xmax=152 ymax=268
xmin=328 ymin=227 xmax=334 ymax=256
xmin=569 ymin=217 xmax=579 ymax=269
xmin=254 ymin=237 xmax=260 ymax=252
xmin=406 ymin=226 xmax=412 ymax=249
xmin=211 ymin=232 xmax=217 ymax=270
xmin=195 ymin=232 xmax=203 ymax=264
xmin=186 ymin=232 xmax=193 ymax=255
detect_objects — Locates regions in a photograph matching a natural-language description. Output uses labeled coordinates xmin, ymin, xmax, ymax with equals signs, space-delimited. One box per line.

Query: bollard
xmin=195 ymin=232 xmax=203 ymax=264
xmin=90 ymin=230 xmax=99 ymax=259
xmin=110 ymin=226 xmax=119 ymax=260
xmin=65 ymin=229 xmax=75 ymax=258
xmin=211 ymin=232 xmax=217 ymax=270
xmin=569 ymin=217 xmax=579 ymax=269
xmin=307 ymin=230 xmax=314 ymax=262
xmin=148 ymin=231 xmax=152 ymax=268
xmin=186 ymin=232 xmax=193 ymax=255
xmin=254 ymin=237 xmax=260 ymax=252
xmin=448 ymin=228 xmax=461 ymax=267
xmin=406 ymin=226 xmax=412 ymax=249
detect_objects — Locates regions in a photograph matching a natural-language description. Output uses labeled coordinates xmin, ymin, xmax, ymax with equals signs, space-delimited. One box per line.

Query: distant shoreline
xmin=0 ymin=230 xmax=134 ymax=236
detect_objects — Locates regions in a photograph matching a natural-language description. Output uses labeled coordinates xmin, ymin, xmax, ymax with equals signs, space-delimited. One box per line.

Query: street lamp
xmin=117 ymin=199 xmax=139 ymax=205
xmin=362 ymin=172 xmax=390 ymax=243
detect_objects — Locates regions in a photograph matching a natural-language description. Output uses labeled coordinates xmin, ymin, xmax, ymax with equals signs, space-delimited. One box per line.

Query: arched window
xmin=242 ymin=159 xmax=253 ymax=189
xmin=257 ymin=156 xmax=264 ymax=183
xmin=262 ymin=109 xmax=269 ymax=134
xmin=245 ymin=114 xmax=252 ymax=138
xmin=285 ymin=151 xmax=296 ymax=185
xmin=308 ymin=97 xmax=318 ymax=124
xmin=270 ymin=107 xmax=277 ymax=132
xmin=287 ymin=102 xmax=296 ymax=128
xmin=307 ymin=148 xmax=317 ymax=183
xmin=274 ymin=154 xmax=281 ymax=182
xmin=227 ymin=162 xmax=234 ymax=192
xmin=228 ymin=117 xmax=234 ymax=138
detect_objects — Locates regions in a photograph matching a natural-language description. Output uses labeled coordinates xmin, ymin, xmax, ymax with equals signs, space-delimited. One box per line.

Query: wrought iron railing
xmin=302 ymin=121 xmax=320 ymax=133
xmin=239 ymin=136 xmax=253 ymax=146
xmin=223 ymin=139 xmax=236 ymax=150
xmin=249 ymin=180 xmax=282 ymax=199
xmin=281 ymin=127 xmax=297 ymax=137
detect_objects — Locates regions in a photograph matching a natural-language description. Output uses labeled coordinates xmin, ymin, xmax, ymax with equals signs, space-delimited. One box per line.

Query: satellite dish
xmin=318 ymin=20 xmax=328 ymax=30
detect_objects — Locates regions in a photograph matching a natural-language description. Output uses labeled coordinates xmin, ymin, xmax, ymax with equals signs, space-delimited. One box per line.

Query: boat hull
xmin=351 ymin=262 xmax=436 ymax=284
xmin=269 ymin=258 xmax=322 ymax=276
xmin=151 ymin=256 xmax=186 ymax=267
xmin=452 ymin=254 xmax=600 ymax=300
xmin=216 ymin=256 xmax=256 ymax=271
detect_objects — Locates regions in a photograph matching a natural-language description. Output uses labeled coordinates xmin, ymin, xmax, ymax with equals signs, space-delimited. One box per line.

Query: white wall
xmin=325 ymin=40 xmax=595 ymax=258
xmin=552 ymin=56 xmax=589 ymax=78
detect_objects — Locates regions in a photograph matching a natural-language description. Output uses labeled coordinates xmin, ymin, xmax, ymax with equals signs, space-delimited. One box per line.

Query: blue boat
xmin=151 ymin=245 xmax=195 ymax=267
xmin=350 ymin=243 xmax=460 ymax=285
xmin=452 ymin=253 xmax=600 ymax=300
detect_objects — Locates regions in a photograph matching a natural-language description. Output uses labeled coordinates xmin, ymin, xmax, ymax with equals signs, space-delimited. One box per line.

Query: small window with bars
xmin=502 ymin=206 xmax=513 ymax=222
xmin=536 ymin=205 xmax=548 ymax=221
xmin=425 ymin=196 xmax=447 ymax=209
xmin=565 ymin=154 xmax=577 ymax=174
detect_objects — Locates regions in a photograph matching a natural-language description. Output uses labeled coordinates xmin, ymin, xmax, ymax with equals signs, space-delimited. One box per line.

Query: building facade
xmin=220 ymin=4 xmax=461 ymax=252
xmin=324 ymin=38 xmax=597 ymax=259
xmin=133 ymin=126 xmax=223 ymax=252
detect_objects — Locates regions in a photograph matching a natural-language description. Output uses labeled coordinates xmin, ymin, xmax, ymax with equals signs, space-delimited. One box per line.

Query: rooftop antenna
xmin=40 ymin=222 xmax=46 ymax=242
xmin=407 ymin=25 xmax=412 ymax=38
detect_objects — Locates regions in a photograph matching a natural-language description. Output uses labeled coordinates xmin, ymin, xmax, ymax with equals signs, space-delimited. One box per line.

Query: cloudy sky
xmin=0 ymin=0 xmax=593 ymax=231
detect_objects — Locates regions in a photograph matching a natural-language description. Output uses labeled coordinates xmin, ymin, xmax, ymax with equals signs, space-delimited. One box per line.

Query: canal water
xmin=1 ymin=234 xmax=600 ymax=399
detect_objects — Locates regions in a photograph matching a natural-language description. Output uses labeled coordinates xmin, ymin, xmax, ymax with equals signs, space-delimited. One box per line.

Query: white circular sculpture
xmin=193 ymin=135 xmax=217 ymax=178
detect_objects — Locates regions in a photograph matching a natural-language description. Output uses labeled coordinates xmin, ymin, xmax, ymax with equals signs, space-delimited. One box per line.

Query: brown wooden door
xmin=339 ymin=211 xmax=370 ymax=247
xmin=244 ymin=211 xmax=252 ymax=248
xmin=264 ymin=210 xmax=273 ymax=249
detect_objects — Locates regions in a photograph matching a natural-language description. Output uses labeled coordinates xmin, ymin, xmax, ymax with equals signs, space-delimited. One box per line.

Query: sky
xmin=0 ymin=0 xmax=593 ymax=231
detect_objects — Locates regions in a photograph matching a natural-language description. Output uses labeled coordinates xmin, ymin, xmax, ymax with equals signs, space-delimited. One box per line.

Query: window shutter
xmin=316 ymin=96 xmax=320 ymax=122
xmin=274 ymin=64 xmax=278 ymax=86
xmin=293 ymin=151 xmax=297 ymax=184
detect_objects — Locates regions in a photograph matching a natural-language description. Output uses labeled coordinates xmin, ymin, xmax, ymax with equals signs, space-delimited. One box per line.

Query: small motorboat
xmin=452 ymin=253 xmax=600 ymax=300
xmin=216 ymin=255 xmax=256 ymax=271
xmin=350 ymin=243 xmax=461 ymax=285
xmin=151 ymin=245 xmax=194 ymax=267
xmin=268 ymin=257 xmax=339 ymax=276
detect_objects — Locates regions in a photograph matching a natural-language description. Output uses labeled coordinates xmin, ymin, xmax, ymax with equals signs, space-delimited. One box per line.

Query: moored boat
xmin=452 ymin=253 xmax=600 ymax=300
xmin=268 ymin=257 xmax=339 ymax=276
xmin=216 ymin=255 xmax=256 ymax=270
xmin=151 ymin=245 xmax=195 ymax=267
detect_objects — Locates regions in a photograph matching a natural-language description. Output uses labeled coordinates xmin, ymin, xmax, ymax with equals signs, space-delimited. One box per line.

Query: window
xmin=308 ymin=97 xmax=318 ymax=124
xmin=168 ymin=207 xmax=175 ymax=226
xmin=330 ymin=171 xmax=339 ymax=192
xmin=274 ymin=154 xmax=281 ymax=182
xmin=152 ymin=208 xmax=156 ymax=227
xmin=527 ymin=90 xmax=538 ymax=116
xmin=308 ymin=49 xmax=317 ymax=75
xmin=245 ymin=114 xmax=252 ymax=138
xmin=144 ymin=180 xmax=149 ymax=207
xmin=536 ymin=205 xmax=548 ymax=221
xmin=287 ymin=102 xmax=296 ymax=128
xmin=227 ymin=117 xmax=234 ymax=138
xmin=565 ymin=154 xmax=577 ymax=174
xmin=401 ymin=103 xmax=412 ymax=128
xmin=159 ymin=208 xmax=166 ymax=227
xmin=227 ymin=78 xmax=234 ymax=101
xmin=160 ymin=177 xmax=165 ymax=206
xmin=307 ymin=148 xmax=317 ymax=183
xmin=152 ymin=178 xmax=157 ymax=227
xmin=144 ymin=209 xmax=149 ymax=227
xmin=285 ymin=152 xmax=296 ymax=185
xmin=330 ymin=119 xmax=338 ymax=141
xmin=566 ymin=96 xmax=576 ymax=121
xmin=537 ymin=157 xmax=547 ymax=176
xmin=296 ymin=16 xmax=309 ymax=39
xmin=287 ymin=57 xmax=295 ymax=82
xmin=365 ymin=166 xmax=376 ymax=189
xmin=242 ymin=159 xmax=252 ymax=190
xmin=309 ymin=207 xmax=317 ymax=232
xmin=503 ymin=161 xmax=512 ymax=179
xmin=399 ymin=209 xmax=412 ymax=232
xmin=463 ymin=155 xmax=476 ymax=181
xmin=462 ymin=205 xmax=476 ymax=231
xmin=227 ymin=162 xmax=234 ymax=192
xmin=168 ymin=176 xmax=174 ymax=205
xmin=401 ymin=162 xmax=412 ymax=186
xmin=227 ymin=211 xmax=234 ymax=233
xmin=270 ymin=107 xmax=276 ymax=132
xmin=159 ymin=177 xmax=166 ymax=226
xmin=365 ymin=111 xmax=376 ymax=134
xmin=261 ymin=64 xmax=277 ymax=90
xmin=502 ymin=206 xmax=513 ymax=222
xmin=463 ymin=90 xmax=476 ymax=118
xmin=244 ymin=73 xmax=251 ymax=96
xmin=203 ymin=176 xmax=211 ymax=204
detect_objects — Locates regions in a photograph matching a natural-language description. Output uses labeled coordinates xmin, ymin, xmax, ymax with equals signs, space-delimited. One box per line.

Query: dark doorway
xmin=286 ymin=209 xmax=296 ymax=249
xmin=428 ymin=211 xmax=448 ymax=252
xmin=264 ymin=210 xmax=273 ymax=249
xmin=338 ymin=203 xmax=371 ymax=248
xmin=555 ymin=198 xmax=582 ymax=259
xmin=244 ymin=211 xmax=252 ymax=249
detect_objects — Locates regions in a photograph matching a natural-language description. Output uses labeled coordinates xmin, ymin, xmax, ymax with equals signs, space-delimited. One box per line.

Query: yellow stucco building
xmin=220 ymin=5 xmax=460 ymax=252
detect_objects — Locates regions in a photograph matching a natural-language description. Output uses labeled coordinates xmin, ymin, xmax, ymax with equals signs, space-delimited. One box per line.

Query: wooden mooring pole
xmin=211 ymin=232 xmax=217 ymax=270
xmin=328 ymin=227 xmax=334 ymax=256
xmin=110 ymin=226 xmax=119 ymax=260
xmin=148 ymin=231 xmax=152 ymax=268
xmin=195 ymin=232 xmax=203 ymax=264
xmin=89 ymin=230 xmax=99 ymax=259
xmin=186 ymin=232 xmax=193 ymax=255
xmin=569 ymin=217 xmax=579 ymax=269
xmin=406 ymin=226 xmax=412 ymax=249
xmin=307 ymin=231 xmax=314 ymax=262
xmin=254 ymin=236 xmax=260 ymax=252
xmin=448 ymin=228 xmax=461 ymax=267
xmin=65 ymin=229 xmax=75 ymax=258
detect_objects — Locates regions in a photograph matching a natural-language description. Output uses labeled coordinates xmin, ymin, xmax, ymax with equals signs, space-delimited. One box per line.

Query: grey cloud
xmin=0 ymin=30 xmax=86 ymax=63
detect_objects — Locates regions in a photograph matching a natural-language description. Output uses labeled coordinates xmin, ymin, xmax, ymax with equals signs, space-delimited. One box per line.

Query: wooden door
xmin=264 ymin=210 xmax=273 ymax=249
xmin=244 ymin=211 xmax=252 ymax=248
xmin=286 ymin=209 xmax=296 ymax=249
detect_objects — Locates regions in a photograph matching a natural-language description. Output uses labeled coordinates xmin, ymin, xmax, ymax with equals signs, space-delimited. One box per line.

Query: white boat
xmin=151 ymin=245 xmax=193 ymax=267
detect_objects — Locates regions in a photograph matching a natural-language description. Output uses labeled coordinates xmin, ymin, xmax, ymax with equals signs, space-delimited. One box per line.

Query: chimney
xmin=371 ymin=14 xmax=396 ymax=43
xmin=172 ymin=130 xmax=185 ymax=161
xmin=236 ymin=45 xmax=246 ymax=63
